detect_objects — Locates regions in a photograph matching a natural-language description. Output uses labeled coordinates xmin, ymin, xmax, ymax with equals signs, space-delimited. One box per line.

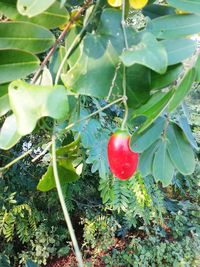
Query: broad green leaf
xmin=142 ymin=4 xmax=176 ymax=19
xmin=0 ymin=114 xmax=21 ymax=150
xmin=178 ymin=116 xmax=199 ymax=151
xmin=0 ymin=49 xmax=39 ymax=84
xmin=96 ymin=9 xmax=137 ymax=54
xmin=153 ymin=140 xmax=175 ymax=187
xmin=194 ymin=55 xmax=200 ymax=81
xmin=125 ymin=64 xmax=151 ymax=108
xmin=0 ymin=0 xmax=69 ymax=29
xmin=0 ymin=22 xmax=55 ymax=53
xmin=56 ymin=134 xmax=80 ymax=156
xmin=62 ymin=34 xmax=120 ymax=98
xmin=17 ymin=0 xmax=56 ymax=17
xmin=37 ymin=161 xmax=79 ymax=192
xmin=9 ymin=80 xmax=69 ymax=135
xmin=167 ymin=123 xmax=196 ymax=175
xmin=0 ymin=0 xmax=17 ymax=18
xmin=167 ymin=0 xmax=200 ymax=14
xmin=168 ymin=68 xmax=196 ymax=112
xmin=161 ymin=39 xmax=196 ymax=66
xmin=132 ymin=89 xmax=175 ymax=133
xmin=138 ymin=140 xmax=160 ymax=177
xmin=121 ymin=32 xmax=168 ymax=74
xmin=131 ymin=116 xmax=165 ymax=152
xmin=0 ymin=84 xmax=10 ymax=117
xmin=151 ymin=14 xmax=200 ymax=39
xmin=150 ymin=64 xmax=183 ymax=90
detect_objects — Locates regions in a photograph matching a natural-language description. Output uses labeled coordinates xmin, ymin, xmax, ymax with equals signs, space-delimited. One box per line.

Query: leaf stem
xmin=121 ymin=0 xmax=128 ymax=49
xmin=121 ymin=1 xmax=129 ymax=130
xmin=52 ymin=136 xmax=83 ymax=267
xmin=121 ymin=66 xmax=128 ymax=130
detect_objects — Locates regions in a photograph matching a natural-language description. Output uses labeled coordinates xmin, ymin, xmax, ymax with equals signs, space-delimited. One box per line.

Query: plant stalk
xmin=52 ymin=136 xmax=83 ymax=267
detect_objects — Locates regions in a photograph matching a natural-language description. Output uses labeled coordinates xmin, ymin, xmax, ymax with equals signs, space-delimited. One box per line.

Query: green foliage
xmin=102 ymin=235 xmax=200 ymax=266
xmin=167 ymin=0 xmax=200 ymax=14
xmin=0 ymin=1 xmax=69 ymax=29
xmin=0 ymin=189 xmax=36 ymax=243
xmin=0 ymin=1 xmax=199 ymax=266
xmin=17 ymin=0 xmax=56 ymax=17
xmin=9 ymin=80 xmax=69 ymax=135
xmin=0 ymin=21 xmax=55 ymax=53
xmin=0 ymin=49 xmax=39 ymax=84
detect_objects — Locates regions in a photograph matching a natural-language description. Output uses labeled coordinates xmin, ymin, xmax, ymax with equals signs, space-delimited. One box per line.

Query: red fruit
xmin=107 ymin=129 xmax=138 ymax=180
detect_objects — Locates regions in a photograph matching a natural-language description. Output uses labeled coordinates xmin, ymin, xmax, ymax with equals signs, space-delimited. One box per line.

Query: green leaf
xmin=194 ymin=54 xmax=200 ymax=81
xmin=161 ymin=38 xmax=196 ymax=66
xmin=0 ymin=0 xmax=69 ymax=29
xmin=153 ymin=140 xmax=174 ymax=187
xmin=139 ymin=140 xmax=160 ymax=177
xmin=178 ymin=116 xmax=199 ymax=151
xmin=132 ymin=90 xmax=174 ymax=133
xmin=0 ymin=22 xmax=55 ymax=53
xmin=120 ymin=32 xmax=168 ymax=74
xmin=131 ymin=116 xmax=165 ymax=152
xmin=142 ymin=4 xmax=176 ymax=19
xmin=150 ymin=64 xmax=183 ymax=90
xmin=168 ymin=68 xmax=196 ymax=112
xmin=0 ymin=84 xmax=10 ymax=117
xmin=167 ymin=0 xmax=200 ymax=14
xmin=56 ymin=134 xmax=80 ymax=156
xmin=9 ymin=80 xmax=69 ymax=135
xmin=151 ymin=14 xmax=200 ymax=39
xmin=17 ymin=0 xmax=56 ymax=17
xmin=0 ymin=49 xmax=40 ymax=84
xmin=0 ymin=114 xmax=21 ymax=150
xmin=37 ymin=161 xmax=79 ymax=192
xmin=125 ymin=65 xmax=151 ymax=108
xmin=62 ymin=34 xmax=120 ymax=98
xmin=167 ymin=123 xmax=196 ymax=175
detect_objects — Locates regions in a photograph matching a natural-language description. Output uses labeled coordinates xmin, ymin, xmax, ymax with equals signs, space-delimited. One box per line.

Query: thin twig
xmin=52 ymin=136 xmax=84 ymax=267
xmin=121 ymin=0 xmax=129 ymax=129
xmin=121 ymin=0 xmax=129 ymax=49
xmin=106 ymin=62 xmax=122 ymax=101
xmin=31 ymin=142 xmax=52 ymax=163
xmin=31 ymin=0 xmax=92 ymax=84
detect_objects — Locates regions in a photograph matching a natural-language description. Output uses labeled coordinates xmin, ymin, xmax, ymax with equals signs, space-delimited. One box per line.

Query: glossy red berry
xmin=107 ymin=129 xmax=138 ymax=180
